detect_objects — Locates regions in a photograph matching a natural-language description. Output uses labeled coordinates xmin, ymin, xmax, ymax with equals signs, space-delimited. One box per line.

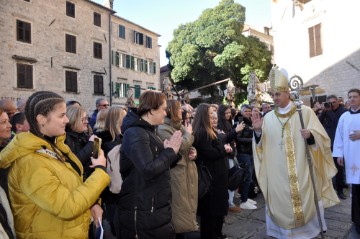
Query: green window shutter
xmin=126 ymin=55 xmax=131 ymax=68
xmin=119 ymin=25 xmax=125 ymax=39
xmin=130 ymin=56 xmax=135 ymax=70
xmin=111 ymin=50 xmax=114 ymax=65
xmin=153 ymin=62 xmax=156 ymax=74
xmin=115 ymin=82 xmax=120 ymax=98
xmin=115 ymin=52 xmax=119 ymax=66
xmin=144 ymin=60 xmax=148 ymax=73
xmin=134 ymin=85 xmax=141 ymax=98
xmin=123 ymin=83 xmax=129 ymax=97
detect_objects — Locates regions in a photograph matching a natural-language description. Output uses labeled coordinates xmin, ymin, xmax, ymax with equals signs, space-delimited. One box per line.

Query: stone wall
xmin=0 ymin=0 xmax=161 ymax=113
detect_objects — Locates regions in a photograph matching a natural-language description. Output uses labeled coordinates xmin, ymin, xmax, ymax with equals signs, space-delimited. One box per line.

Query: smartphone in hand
xmin=92 ymin=138 xmax=102 ymax=159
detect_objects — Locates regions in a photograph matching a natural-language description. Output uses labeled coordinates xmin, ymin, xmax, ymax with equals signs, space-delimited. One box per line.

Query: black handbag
xmin=228 ymin=162 xmax=249 ymax=191
xmin=197 ymin=161 xmax=212 ymax=199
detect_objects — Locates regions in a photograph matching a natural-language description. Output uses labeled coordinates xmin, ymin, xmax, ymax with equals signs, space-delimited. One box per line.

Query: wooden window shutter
xmin=315 ymin=24 xmax=322 ymax=56
xmin=308 ymin=27 xmax=315 ymax=57
xmin=309 ymin=23 xmax=322 ymax=58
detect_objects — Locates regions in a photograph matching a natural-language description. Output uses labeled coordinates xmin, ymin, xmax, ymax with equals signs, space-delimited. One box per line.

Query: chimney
xmin=103 ymin=0 xmax=114 ymax=9
xmin=264 ymin=27 xmax=270 ymax=35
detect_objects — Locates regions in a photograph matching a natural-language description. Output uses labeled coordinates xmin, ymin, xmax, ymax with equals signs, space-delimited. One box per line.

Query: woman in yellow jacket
xmin=0 ymin=91 xmax=110 ymax=239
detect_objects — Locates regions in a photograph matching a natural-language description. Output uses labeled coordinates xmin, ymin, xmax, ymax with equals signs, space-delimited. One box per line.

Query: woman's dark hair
xmin=137 ymin=90 xmax=166 ymax=117
xmin=182 ymin=110 xmax=188 ymax=126
xmin=25 ymin=91 xmax=65 ymax=137
xmin=231 ymin=108 xmax=236 ymax=120
xmin=10 ymin=112 xmax=26 ymax=132
xmin=25 ymin=91 xmax=66 ymax=162
xmin=193 ymin=103 xmax=216 ymax=143
xmin=66 ymin=100 xmax=81 ymax=107
xmin=315 ymin=108 xmax=323 ymax=117
xmin=166 ymin=100 xmax=182 ymax=123
xmin=217 ymin=104 xmax=232 ymax=133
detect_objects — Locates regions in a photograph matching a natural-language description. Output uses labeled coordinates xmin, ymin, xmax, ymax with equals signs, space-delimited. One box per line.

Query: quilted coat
xmin=0 ymin=132 xmax=110 ymax=239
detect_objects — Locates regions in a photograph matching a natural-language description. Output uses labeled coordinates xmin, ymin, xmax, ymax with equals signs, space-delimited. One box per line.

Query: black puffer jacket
xmin=95 ymin=130 xmax=122 ymax=156
xmin=115 ymin=109 xmax=180 ymax=239
xmin=95 ymin=130 xmax=122 ymax=233
xmin=64 ymin=129 xmax=93 ymax=179
xmin=235 ymin=117 xmax=253 ymax=155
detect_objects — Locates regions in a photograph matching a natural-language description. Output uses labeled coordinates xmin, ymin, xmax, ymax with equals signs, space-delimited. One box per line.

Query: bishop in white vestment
xmin=252 ymin=68 xmax=339 ymax=239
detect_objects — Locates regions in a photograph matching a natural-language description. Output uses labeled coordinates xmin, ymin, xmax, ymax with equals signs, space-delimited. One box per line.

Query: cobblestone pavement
xmin=104 ymin=187 xmax=360 ymax=239
xmin=223 ymin=188 xmax=360 ymax=239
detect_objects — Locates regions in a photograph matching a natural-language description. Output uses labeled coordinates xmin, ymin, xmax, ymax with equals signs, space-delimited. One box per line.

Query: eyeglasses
xmin=99 ymin=104 xmax=109 ymax=107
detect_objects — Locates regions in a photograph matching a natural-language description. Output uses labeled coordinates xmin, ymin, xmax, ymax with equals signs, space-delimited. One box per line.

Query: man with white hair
xmin=251 ymin=67 xmax=339 ymax=238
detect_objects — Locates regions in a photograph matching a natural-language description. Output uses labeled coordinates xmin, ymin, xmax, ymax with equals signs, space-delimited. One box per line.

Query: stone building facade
xmin=0 ymin=0 xmax=114 ymax=112
xmin=271 ymin=0 xmax=360 ymax=105
xmin=110 ymin=15 xmax=160 ymax=106
xmin=0 ymin=0 xmax=161 ymax=112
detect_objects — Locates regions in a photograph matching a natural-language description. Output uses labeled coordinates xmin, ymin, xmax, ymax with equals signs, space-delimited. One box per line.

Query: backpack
xmin=106 ymin=144 xmax=122 ymax=194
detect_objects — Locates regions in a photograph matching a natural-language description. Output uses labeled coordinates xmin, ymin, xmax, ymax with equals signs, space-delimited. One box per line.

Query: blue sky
xmin=94 ymin=0 xmax=271 ymax=66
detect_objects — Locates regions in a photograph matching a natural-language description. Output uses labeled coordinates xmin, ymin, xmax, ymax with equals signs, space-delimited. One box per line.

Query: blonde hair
xmin=94 ymin=108 xmax=109 ymax=132
xmin=104 ymin=106 xmax=127 ymax=141
xmin=66 ymin=105 xmax=87 ymax=133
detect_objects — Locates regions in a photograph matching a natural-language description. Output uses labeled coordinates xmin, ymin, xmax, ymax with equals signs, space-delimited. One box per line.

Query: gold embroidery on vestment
xmin=284 ymin=122 xmax=305 ymax=226
xmin=275 ymin=105 xmax=297 ymax=118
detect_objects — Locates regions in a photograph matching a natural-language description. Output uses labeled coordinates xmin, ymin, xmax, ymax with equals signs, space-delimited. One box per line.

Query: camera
xmin=324 ymin=102 xmax=331 ymax=108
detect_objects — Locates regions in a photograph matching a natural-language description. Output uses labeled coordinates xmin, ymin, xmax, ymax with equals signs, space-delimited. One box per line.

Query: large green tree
xmin=166 ymin=0 xmax=272 ymax=104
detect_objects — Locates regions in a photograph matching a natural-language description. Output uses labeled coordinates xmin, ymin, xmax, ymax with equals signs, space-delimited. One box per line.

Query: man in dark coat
xmin=235 ymin=105 xmax=258 ymax=209
xmin=319 ymin=94 xmax=347 ymax=199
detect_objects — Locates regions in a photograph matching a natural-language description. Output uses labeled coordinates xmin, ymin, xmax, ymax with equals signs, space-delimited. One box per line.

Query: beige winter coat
xmin=157 ymin=118 xmax=198 ymax=233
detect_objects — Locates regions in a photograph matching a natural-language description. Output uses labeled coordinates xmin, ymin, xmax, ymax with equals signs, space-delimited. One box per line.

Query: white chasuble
xmin=253 ymin=102 xmax=339 ymax=235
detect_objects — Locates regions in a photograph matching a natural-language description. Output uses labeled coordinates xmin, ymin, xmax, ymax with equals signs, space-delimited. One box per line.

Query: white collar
xmin=277 ymin=101 xmax=293 ymax=114
xmin=350 ymin=106 xmax=360 ymax=112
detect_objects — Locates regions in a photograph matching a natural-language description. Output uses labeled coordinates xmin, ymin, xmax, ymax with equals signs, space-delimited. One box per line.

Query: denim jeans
xmin=237 ymin=153 xmax=254 ymax=202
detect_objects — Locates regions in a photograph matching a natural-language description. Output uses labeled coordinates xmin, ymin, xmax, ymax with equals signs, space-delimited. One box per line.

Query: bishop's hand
xmin=251 ymin=112 xmax=263 ymax=133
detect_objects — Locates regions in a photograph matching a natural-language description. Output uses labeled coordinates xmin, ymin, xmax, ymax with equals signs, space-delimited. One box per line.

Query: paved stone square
xmin=223 ymin=188 xmax=359 ymax=239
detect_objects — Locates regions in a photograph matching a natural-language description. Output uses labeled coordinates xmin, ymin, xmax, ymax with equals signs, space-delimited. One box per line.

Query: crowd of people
xmin=0 ymin=70 xmax=359 ymax=238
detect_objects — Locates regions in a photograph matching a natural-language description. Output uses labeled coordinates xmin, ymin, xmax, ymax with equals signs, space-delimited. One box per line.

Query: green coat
xmin=0 ymin=132 xmax=110 ymax=239
xmin=157 ymin=118 xmax=198 ymax=233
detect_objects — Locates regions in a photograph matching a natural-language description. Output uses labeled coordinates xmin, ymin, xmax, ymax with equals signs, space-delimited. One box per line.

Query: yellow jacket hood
xmin=0 ymin=132 xmax=74 ymax=169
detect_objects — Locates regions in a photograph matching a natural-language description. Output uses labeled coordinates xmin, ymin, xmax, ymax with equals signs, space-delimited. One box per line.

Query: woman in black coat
xmin=65 ymin=105 xmax=97 ymax=180
xmin=94 ymin=106 xmax=126 ymax=237
xmin=114 ymin=91 xmax=182 ymax=239
xmin=193 ymin=103 xmax=232 ymax=239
